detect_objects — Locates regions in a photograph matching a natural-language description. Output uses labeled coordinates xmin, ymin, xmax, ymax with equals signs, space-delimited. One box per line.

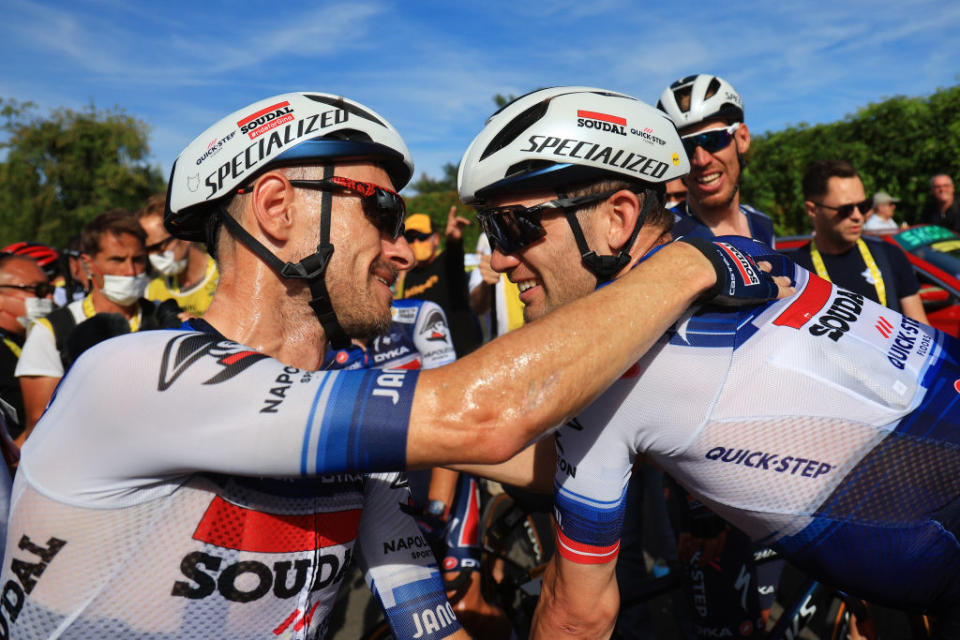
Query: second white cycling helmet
xmin=458 ymin=86 xmax=688 ymax=205
xmin=656 ymin=74 xmax=744 ymax=130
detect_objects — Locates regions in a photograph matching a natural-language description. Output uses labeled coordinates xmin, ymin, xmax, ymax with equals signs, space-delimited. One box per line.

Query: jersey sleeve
xmin=413 ymin=301 xmax=456 ymax=369
xmin=553 ymin=414 xmax=634 ymax=565
xmin=20 ymin=330 xmax=419 ymax=503
xmin=356 ymin=472 xmax=462 ymax=639
xmin=14 ymin=320 xmax=64 ymax=378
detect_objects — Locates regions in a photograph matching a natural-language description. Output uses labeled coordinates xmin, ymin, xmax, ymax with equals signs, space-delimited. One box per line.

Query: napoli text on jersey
xmin=0 ymin=329 xmax=461 ymax=639
xmin=554 ymin=239 xmax=960 ymax=614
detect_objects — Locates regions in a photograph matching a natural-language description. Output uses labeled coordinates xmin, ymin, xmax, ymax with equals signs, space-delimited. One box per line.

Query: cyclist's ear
xmin=248 ymin=172 xmax=296 ymax=244
xmin=735 ymin=122 xmax=750 ymax=155
xmin=604 ymin=189 xmax=642 ymax=253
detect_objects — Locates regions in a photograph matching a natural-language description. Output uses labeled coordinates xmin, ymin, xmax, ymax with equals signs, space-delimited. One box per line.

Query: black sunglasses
xmin=285 ymin=177 xmax=407 ymax=239
xmin=812 ymin=198 xmax=872 ymax=221
xmin=403 ymin=230 xmax=432 ymax=243
xmin=0 ymin=283 xmax=54 ymax=297
xmin=476 ymin=188 xmax=628 ymax=254
xmin=145 ymin=235 xmax=176 ymax=254
xmin=680 ymin=123 xmax=739 ymax=159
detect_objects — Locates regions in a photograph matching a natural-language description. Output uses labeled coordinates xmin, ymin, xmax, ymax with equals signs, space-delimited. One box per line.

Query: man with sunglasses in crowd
xmin=455 ymin=86 xmax=960 ymax=639
xmin=0 ymin=254 xmax=53 ymax=440
xmin=1 ymin=91 xmax=783 ymax=640
xmin=786 ymin=159 xmax=927 ymax=324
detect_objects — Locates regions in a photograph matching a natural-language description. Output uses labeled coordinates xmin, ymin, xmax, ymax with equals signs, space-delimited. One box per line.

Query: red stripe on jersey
xmin=773 ymin=275 xmax=832 ymax=329
xmin=221 ymin=350 xmax=262 ymax=365
xmin=457 ymin=478 xmax=480 ymax=547
xmin=577 ymin=110 xmax=627 ymax=126
xmin=193 ymin=496 xmax=362 ymax=553
xmin=717 ymin=243 xmax=752 ymax=282
xmin=556 ymin=528 xmax=620 ymax=564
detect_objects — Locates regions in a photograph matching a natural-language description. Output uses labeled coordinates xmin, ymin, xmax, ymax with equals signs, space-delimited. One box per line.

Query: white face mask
xmin=101 ymin=274 xmax=149 ymax=306
xmin=16 ymin=297 xmax=55 ymax=328
xmin=149 ymin=250 xmax=188 ymax=277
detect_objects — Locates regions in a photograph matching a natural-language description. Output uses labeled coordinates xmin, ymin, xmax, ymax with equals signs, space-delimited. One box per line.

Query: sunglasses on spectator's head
xmin=403 ymin=230 xmax=432 ymax=243
xmin=812 ymin=198 xmax=872 ymax=221
xmin=239 ymin=177 xmax=406 ymax=239
xmin=476 ymin=188 xmax=628 ymax=254
xmin=0 ymin=283 xmax=54 ymax=297
xmin=680 ymin=123 xmax=739 ymax=159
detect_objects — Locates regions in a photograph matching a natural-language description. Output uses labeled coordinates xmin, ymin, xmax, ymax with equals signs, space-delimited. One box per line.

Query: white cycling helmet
xmin=458 ymin=87 xmax=689 ymax=283
xmin=656 ymin=74 xmax=744 ymax=130
xmin=166 ymin=92 xmax=413 ymax=242
xmin=458 ymin=86 xmax=688 ymax=205
xmin=164 ymin=92 xmax=413 ymax=349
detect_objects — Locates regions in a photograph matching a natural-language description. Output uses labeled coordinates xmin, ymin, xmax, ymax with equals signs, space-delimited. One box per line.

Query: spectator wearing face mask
xmin=0 ymin=254 xmax=54 ymax=439
xmin=137 ymin=194 xmax=219 ymax=316
xmin=15 ymin=210 xmax=180 ymax=443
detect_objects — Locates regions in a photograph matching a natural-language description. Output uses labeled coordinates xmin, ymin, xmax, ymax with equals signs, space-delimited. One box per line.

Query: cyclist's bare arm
xmin=532 ymin=552 xmax=619 ymax=639
xmin=450 ymin=438 xmax=556 ymax=493
xmin=407 ymin=241 xmax=719 ymax=468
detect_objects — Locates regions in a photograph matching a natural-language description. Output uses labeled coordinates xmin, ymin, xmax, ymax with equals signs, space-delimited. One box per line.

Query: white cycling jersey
xmin=0 ymin=325 xmax=459 ymax=639
xmin=554 ymin=242 xmax=960 ymax=613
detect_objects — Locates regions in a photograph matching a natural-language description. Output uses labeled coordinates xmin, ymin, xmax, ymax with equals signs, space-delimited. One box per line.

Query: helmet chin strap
xmin=559 ymin=188 xmax=660 ymax=286
xmin=217 ymin=164 xmax=352 ymax=350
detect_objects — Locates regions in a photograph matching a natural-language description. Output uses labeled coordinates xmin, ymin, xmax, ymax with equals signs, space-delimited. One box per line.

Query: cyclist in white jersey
xmin=0 ymin=92 xmax=787 ymax=639
xmin=457 ymin=86 xmax=960 ymax=639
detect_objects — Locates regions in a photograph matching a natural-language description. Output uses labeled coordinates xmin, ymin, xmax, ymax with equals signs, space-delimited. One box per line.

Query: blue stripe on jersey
xmin=555 ymin=482 xmax=629 ymax=548
xmin=303 ymin=369 xmax=418 ymax=474
xmin=374 ymin=575 xmax=461 ymax=640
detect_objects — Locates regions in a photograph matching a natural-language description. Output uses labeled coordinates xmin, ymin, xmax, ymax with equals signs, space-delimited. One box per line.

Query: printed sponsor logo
xmin=195 ymin=130 xmax=237 ymax=165
xmin=411 ymin=602 xmax=457 ymax=638
xmin=158 ymin=333 xmax=269 ymax=391
xmin=520 ymin=135 xmax=669 ymax=179
xmin=704 ymin=446 xmax=833 ymax=478
xmin=715 ymin=242 xmax=760 ymax=291
xmin=172 ymin=548 xmax=353 ymax=602
xmin=420 ymin=309 xmax=449 ymax=342
xmin=0 ymin=536 xmax=66 ymax=636
xmin=261 ymin=365 xmax=301 ymax=413
xmin=237 ymin=101 xmax=295 ymax=139
xmin=876 ymin=316 xmax=894 ymax=338
xmin=692 ymin=625 xmax=733 ymax=638
xmin=577 ymin=109 xmax=627 ymax=136
xmin=688 ymin=551 xmax=708 ymax=617
xmin=383 ymin=534 xmax=430 ymax=555
xmin=371 ymin=368 xmax=412 ymax=405
xmin=886 ymin=317 xmax=928 ymax=370
xmin=629 ymin=125 xmax=667 ymax=146
xmin=557 ymin=456 xmax=577 ymax=478
xmin=186 ymin=173 xmax=200 ymax=192
xmin=335 ymin=350 xmax=350 ymax=364
xmin=807 ymin=290 xmax=864 ymax=342
xmin=393 ymin=305 xmax=418 ymax=323
xmin=672 ymin=152 xmax=680 ymax=166
xmin=443 ymin=556 xmax=458 ymax=571
xmin=374 ymin=345 xmax=411 ymax=363
xmin=204 ymin=108 xmax=348 ymax=199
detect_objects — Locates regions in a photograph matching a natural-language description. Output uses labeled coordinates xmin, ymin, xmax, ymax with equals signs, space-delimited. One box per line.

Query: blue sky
xmin=2 ymin=0 xmax=959 ymax=193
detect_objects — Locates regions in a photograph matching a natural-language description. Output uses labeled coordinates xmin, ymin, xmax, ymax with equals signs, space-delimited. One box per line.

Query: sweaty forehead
xmin=0 ymin=257 xmax=46 ymax=285
xmin=485 ymin=189 xmax=557 ymax=209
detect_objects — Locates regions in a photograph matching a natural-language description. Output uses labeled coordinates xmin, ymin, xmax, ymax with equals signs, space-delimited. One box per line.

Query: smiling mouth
xmin=696 ymin=172 xmax=722 ymax=185
xmin=517 ymin=279 xmax=537 ymax=294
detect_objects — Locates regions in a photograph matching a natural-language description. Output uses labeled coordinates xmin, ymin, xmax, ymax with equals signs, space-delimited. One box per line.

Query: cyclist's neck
xmin=687 ymin=199 xmax=749 ymax=237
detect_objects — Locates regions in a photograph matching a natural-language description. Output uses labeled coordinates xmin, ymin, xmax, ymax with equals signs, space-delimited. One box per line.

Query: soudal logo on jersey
xmin=0 ymin=535 xmax=66 ymax=635
xmin=886 ymin=316 xmax=931 ymax=370
xmin=714 ymin=242 xmax=760 ymax=292
xmin=195 ymin=130 xmax=237 ymax=165
xmin=576 ymin=109 xmax=627 ymax=136
xmin=420 ymin=309 xmax=449 ymax=342
xmin=158 ymin=333 xmax=269 ymax=391
xmin=521 ymin=135 xmax=669 ymax=179
xmin=808 ymin=290 xmax=864 ymax=342
xmin=704 ymin=446 xmax=833 ymax=478
xmin=171 ymin=495 xmax=361 ymax=602
xmin=237 ymin=100 xmax=296 ymax=139
xmin=629 ymin=126 xmax=668 ymax=146
xmin=772 ymin=277 xmax=863 ymax=342
xmin=203 ymin=108 xmax=348 ymax=198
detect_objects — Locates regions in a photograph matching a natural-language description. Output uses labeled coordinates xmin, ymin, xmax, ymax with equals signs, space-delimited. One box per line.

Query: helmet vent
xmin=303 ymin=94 xmax=386 ymax=127
xmin=504 ymin=159 xmax=554 ymax=179
xmin=479 ymin=100 xmax=549 ymax=161
xmin=705 ymin=78 xmax=721 ymax=101
xmin=674 ymin=86 xmax=693 ymax=114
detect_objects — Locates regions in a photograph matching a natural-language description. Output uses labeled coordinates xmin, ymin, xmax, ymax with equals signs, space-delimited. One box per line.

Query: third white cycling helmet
xmin=656 ymin=74 xmax=744 ymax=130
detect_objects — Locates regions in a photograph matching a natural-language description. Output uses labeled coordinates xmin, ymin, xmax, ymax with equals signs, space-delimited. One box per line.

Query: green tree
xmin=741 ymin=84 xmax=960 ymax=236
xmin=0 ymin=99 xmax=165 ymax=248
xmin=409 ymin=162 xmax=458 ymax=194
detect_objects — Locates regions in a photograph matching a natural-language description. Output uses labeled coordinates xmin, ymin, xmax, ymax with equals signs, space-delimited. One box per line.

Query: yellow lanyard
xmin=83 ymin=294 xmax=142 ymax=332
xmin=810 ymin=238 xmax=886 ymax=307
xmin=2 ymin=338 xmax=21 ymax=358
